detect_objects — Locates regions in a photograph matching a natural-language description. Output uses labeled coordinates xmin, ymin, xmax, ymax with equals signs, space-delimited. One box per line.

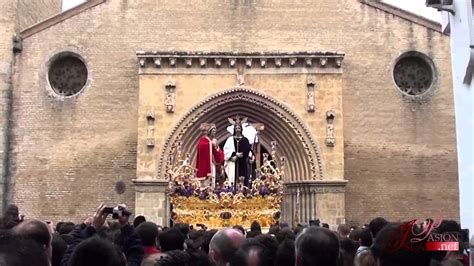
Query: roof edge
xmin=359 ymin=0 xmax=443 ymax=34
xmin=20 ymin=0 xmax=106 ymax=39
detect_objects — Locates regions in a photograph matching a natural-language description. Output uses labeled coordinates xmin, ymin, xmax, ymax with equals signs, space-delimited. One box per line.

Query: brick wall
xmin=17 ymin=0 xmax=62 ymax=30
xmin=10 ymin=0 xmax=458 ymax=225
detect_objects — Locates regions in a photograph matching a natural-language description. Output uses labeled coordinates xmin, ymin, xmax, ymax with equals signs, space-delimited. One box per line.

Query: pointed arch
xmin=157 ymin=87 xmax=325 ymax=182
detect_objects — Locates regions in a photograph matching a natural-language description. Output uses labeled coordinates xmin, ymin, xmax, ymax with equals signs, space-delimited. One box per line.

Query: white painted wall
xmin=443 ymin=0 xmax=474 ymax=239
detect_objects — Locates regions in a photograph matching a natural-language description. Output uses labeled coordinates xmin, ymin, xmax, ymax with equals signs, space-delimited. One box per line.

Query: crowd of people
xmin=0 ymin=203 xmax=470 ymax=266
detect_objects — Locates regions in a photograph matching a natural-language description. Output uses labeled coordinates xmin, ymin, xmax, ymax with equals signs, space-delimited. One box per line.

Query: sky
xmin=62 ymin=0 xmax=442 ymax=22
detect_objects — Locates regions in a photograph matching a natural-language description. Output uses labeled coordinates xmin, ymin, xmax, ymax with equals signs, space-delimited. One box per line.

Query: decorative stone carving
xmin=214 ymin=58 xmax=222 ymax=67
xmin=136 ymin=52 xmax=346 ymax=70
xmin=169 ymin=58 xmax=177 ymax=67
xmin=199 ymin=58 xmax=207 ymax=67
xmin=154 ymin=58 xmax=161 ymax=67
xmin=275 ymin=58 xmax=282 ymax=67
xmin=245 ymin=58 xmax=253 ymax=68
xmin=271 ymin=141 xmax=277 ymax=158
xmin=185 ymin=58 xmax=192 ymax=67
xmin=229 ymin=58 xmax=237 ymax=68
xmin=326 ymin=110 xmax=336 ymax=146
xmin=289 ymin=58 xmax=297 ymax=67
xmin=307 ymin=76 xmax=316 ymax=112
xmin=165 ymin=80 xmax=176 ymax=113
xmin=320 ymin=57 xmax=328 ymax=67
xmin=146 ymin=109 xmax=156 ymax=147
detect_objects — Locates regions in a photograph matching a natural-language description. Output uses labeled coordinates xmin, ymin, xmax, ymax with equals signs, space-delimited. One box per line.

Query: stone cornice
xmin=284 ymin=180 xmax=348 ymax=193
xmin=136 ymin=51 xmax=345 ymax=69
xmin=359 ymin=0 xmax=443 ymax=34
xmin=285 ymin=180 xmax=348 ymax=187
xmin=20 ymin=0 xmax=106 ymax=39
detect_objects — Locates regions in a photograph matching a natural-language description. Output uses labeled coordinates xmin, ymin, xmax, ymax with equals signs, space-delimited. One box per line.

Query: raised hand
xmin=92 ymin=202 xmax=109 ymax=230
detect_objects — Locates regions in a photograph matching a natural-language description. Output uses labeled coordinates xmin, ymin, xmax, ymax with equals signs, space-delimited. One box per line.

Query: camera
xmin=103 ymin=206 xmax=131 ymax=219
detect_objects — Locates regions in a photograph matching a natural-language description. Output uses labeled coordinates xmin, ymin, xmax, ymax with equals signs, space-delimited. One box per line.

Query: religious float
xmin=167 ymin=138 xmax=285 ymax=229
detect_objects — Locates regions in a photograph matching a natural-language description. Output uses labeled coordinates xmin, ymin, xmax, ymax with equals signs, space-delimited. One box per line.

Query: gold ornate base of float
xmin=170 ymin=193 xmax=282 ymax=229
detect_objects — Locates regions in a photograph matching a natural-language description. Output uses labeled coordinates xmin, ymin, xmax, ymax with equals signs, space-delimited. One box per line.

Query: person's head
xmin=69 ymin=236 xmax=126 ymax=266
xmin=359 ymin=228 xmax=373 ymax=247
xmin=230 ymin=242 xmax=270 ymax=266
xmin=368 ymin=217 xmax=388 ymax=239
xmin=51 ymin=233 xmax=67 ymax=266
xmin=158 ymin=228 xmax=185 ymax=251
xmin=208 ymin=125 xmax=217 ymax=138
xmin=132 ymin=215 xmax=146 ymax=228
xmin=209 ymin=228 xmax=245 ymax=266
xmin=268 ymin=225 xmax=280 ymax=236
xmin=58 ymin=222 xmax=75 ymax=235
xmin=337 ymin=224 xmax=350 ymax=237
xmin=200 ymin=229 xmax=218 ymax=254
xmin=135 ymin=222 xmax=158 ymax=247
xmin=233 ymin=225 xmax=246 ymax=236
xmin=309 ymin=219 xmax=320 ymax=227
xmin=275 ymin=239 xmax=295 ymax=266
xmin=250 ymin=221 xmax=261 ymax=232
xmin=13 ymin=219 xmax=53 ymax=262
xmin=0 ymin=234 xmax=49 ymax=266
xmin=339 ymin=237 xmax=357 ymax=258
xmin=322 ymin=223 xmax=329 ymax=229
xmin=371 ymin=223 xmax=432 ymax=266
xmin=55 ymin=222 xmax=64 ymax=233
xmin=349 ymin=227 xmax=362 ymax=242
xmin=175 ymin=223 xmax=190 ymax=239
xmin=252 ymin=234 xmax=279 ymax=265
xmin=276 ymin=227 xmax=295 ymax=243
xmin=279 ymin=222 xmax=289 ymax=228
xmin=295 ymin=227 xmax=340 ymax=266
xmin=1 ymin=204 xmax=20 ymax=229
xmin=234 ymin=124 xmax=242 ymax=136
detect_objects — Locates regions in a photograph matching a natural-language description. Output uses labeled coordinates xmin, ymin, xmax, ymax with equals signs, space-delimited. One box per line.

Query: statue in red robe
xmin=196 ymin=124 xmax=224 ymax=187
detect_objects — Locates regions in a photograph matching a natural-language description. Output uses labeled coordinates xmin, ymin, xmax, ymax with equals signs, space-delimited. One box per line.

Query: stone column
xmin=133 ymin=179 xmax=169 ymax=226
xmin=282 ymin=180 xmax=347 ymax=227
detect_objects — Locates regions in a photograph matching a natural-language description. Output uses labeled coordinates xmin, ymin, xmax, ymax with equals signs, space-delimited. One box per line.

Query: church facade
xmin=0 ymin=0 xmax=458 ymax=227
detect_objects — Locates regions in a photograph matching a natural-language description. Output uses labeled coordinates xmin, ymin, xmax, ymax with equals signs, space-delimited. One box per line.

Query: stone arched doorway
xmin=157 ymin=87 xmax=325 ymax=182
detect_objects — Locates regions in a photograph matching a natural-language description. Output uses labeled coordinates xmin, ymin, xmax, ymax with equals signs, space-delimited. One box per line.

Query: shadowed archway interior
xmin=157 ymin=87 xmax=325 ymax=182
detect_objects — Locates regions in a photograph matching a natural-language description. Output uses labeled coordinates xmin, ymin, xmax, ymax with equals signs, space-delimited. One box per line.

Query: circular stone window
xmin=48 ymin=53 xmax=88 ymax=97
xmin=393 ymin=52 xmax=436 ymax=97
